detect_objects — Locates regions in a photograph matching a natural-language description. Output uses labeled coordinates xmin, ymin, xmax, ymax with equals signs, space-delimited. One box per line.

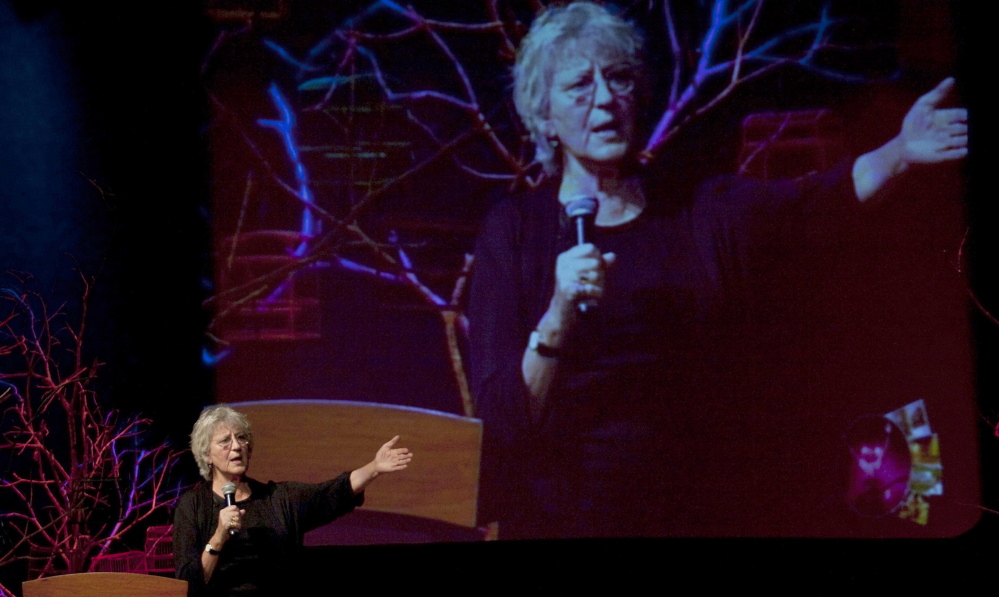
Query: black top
xmin=173 ymin=474 xmax=363 ymax=596
xmin=467 ymin=163 xmax=857 ymax=536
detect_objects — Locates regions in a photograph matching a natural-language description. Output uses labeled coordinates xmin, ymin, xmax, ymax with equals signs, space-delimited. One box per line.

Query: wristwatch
xmin=528 ymin=330 xmax=560 ymax=359
xmin=204 ymin=543 xmax=221 ymax=556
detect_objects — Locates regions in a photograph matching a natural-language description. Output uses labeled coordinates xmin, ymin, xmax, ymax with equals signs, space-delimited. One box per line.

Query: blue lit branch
xmin=641 ymin=0 xmax=868 ymax=163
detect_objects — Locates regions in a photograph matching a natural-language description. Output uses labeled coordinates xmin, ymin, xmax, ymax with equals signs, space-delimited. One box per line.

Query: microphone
xmin=564 ymin=196 xmax=598 ymax=314
xmin=565 ymin=195 xmax=597 ymax=245
xmin=222 ymin=482 xmax=237 ymax=537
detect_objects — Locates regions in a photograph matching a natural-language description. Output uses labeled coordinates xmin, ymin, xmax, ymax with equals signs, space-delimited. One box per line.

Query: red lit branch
xmin=0 ymin=275 xmax=184 ymax=588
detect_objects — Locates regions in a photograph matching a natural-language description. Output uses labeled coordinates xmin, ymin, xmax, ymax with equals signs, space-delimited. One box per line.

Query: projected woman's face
xmin=544 ymin=43 xmax=638 ymax=171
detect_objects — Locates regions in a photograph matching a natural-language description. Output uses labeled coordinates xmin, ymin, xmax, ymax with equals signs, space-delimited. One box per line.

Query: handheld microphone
xmin=222 ymin=482 xmax=237 ymax=537
xmin=564 ymin=196 xmax=598 ymax=314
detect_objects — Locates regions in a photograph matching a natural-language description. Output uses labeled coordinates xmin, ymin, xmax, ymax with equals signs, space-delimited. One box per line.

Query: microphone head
xmin=222 ymin=482 xmax=236 ymax=497
xmin=565 ymin=196 xmax=598 ymax=218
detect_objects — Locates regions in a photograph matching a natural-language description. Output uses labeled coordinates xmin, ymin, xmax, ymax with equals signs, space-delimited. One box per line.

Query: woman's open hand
xmin=898 ymin=77 xmax=968 ymax=166
xmin=350 ymin=436 xmax=413 ymax=493
xmin=373 ymin=435 xmax=412 ymax=474
xmin=853 ymin=77 xmax=968 ymax=202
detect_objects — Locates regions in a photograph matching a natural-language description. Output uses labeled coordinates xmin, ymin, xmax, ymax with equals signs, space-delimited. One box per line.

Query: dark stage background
xmin=2 ymin=0 xmax=998 ymax=588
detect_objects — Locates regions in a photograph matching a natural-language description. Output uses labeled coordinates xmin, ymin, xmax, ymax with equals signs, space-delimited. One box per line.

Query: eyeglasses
xmin=216 ymin=433 xmax=250 ymax=449
xmin=562 ymin=68 xmax=636 ymax=102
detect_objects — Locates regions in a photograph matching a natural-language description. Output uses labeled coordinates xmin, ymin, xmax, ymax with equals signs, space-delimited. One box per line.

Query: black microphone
xmin=222 ymin=482 xmax=237 ymax=537
xmin=564 ymin=196 xmax=599 ymax=314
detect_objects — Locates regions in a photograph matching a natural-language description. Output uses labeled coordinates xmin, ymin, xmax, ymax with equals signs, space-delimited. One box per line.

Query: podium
xmin=22 ymin=572 xmax=186 ymax=597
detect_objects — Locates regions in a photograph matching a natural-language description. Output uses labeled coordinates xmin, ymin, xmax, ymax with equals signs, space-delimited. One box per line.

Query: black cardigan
xmin=173 ymin=474 xmax=362 ymax=596
xmin=467 ymin=163 xmax=857 ymax=535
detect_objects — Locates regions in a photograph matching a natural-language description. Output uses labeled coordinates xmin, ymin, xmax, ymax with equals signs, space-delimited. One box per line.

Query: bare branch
xmin=0 ymin=279 xmax=185 ymax=578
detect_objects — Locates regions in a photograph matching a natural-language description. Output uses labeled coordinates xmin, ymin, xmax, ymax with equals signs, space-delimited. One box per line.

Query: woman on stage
xmin=173 ymin=405 xmax=412 ymax=595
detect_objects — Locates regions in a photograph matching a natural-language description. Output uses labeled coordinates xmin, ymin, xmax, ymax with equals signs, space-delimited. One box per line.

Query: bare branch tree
xmin=639 ymin=0 xmax=869 ymax=163
xmin=0 ymin=275 xmax=185 ymax=590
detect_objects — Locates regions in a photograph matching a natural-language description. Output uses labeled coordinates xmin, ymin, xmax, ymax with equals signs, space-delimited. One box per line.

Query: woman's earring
xmin=540 ymin=121 xmax=557 ymax=148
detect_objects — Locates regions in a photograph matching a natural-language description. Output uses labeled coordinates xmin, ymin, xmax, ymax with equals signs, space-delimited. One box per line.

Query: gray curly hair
xmin=513 ymin=1 xmax=647 ymax=174
xmin=190 ymin=404 xmax=254 ymax=481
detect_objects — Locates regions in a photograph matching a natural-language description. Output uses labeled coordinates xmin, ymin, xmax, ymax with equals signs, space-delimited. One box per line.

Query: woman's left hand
xmin=897 ymin=77 xmax=968 ymax=166
xmin=373 ymin=435 xmax=413 ymax=473
xmin=853 ymin=77 xmax=968 ymax=202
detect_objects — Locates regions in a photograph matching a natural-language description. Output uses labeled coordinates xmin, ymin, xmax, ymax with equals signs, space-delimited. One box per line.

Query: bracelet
xmin=528 ymin=330 xmax=560 ymax=359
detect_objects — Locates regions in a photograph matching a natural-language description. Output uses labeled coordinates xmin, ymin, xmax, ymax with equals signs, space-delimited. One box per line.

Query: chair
xmin=227 ymin=400 xmax=483 ymax=542
xmin=216 ymin=230 xmax=321 ymax=342
xmin=738 ymin=109 xmax=845 ymax=180
xmin=143 ymin=524 xmax=174 ymax=574
xmin=22 ymin=572 xmax=186 ymax=597
xmin=88 ymin=550 xmax=147 ymax=574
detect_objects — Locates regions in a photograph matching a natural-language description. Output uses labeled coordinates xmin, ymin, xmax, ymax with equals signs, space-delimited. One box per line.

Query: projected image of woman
xmin=468 ymin=1 xmax=967 ymax=538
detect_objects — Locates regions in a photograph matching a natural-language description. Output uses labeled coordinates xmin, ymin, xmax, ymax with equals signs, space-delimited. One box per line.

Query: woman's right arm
xmin=173 ymin=493 xmax=206 ymax=589
xmin=520 ymin=243 xmax=615 ymax=421
xmin=174 ymin=493 xmax=241 ymax=588
xmin=468 ymin=201 xmax=537 ymax=439
xmin=469 ymin=196 xmax=617 ymax=430
xmin=200 ymin=505 xmax=241 ymax=582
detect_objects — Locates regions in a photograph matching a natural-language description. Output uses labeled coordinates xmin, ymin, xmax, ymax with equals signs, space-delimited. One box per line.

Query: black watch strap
xmin=528 ymin=331 xmax=560 ymax=358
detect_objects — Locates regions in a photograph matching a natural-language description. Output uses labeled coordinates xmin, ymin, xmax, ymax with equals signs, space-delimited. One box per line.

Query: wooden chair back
xmin=228 ymin=400 xmax=482 ymax=528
